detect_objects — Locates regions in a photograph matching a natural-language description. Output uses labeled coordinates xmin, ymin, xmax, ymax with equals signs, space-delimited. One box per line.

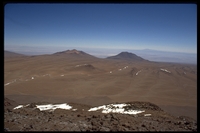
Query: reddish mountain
xmin=53 ymin=49 xmax=98 ymax=59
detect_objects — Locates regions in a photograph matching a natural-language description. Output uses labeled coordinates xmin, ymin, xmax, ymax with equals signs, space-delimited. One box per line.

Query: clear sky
xmin=4 ymin=3 xmax=197 ymax=55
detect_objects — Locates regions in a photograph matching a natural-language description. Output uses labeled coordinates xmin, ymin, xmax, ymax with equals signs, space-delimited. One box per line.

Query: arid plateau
xmin=4 ymin=49 xmax=197 ymax=131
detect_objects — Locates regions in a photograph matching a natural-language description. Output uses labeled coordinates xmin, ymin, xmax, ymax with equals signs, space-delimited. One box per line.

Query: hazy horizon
xmin=4 ymin=47 xmax=197 ymax=65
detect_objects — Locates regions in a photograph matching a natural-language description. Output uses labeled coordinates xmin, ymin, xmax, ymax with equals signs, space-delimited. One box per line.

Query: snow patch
xmin=136 ymin=70 xmax=142 ymax=76
xmin=123 ymin=66 xmax=128 ymax=69
xmin=32 ymin=77 xmax=34 ymax=79
xmin=144 ymin=114 xmax=151 ymax=117
xmin=61 ymin=75 xmax=64 ymax=76
xmin=13 ymin=103 xmax=72 ymax=112
xmin=118 ymin=66 xmax=129 ymax=71
xmin=4 ymin=83 xmax=10 ymax=86
xmin=160 ymin=68 xmax=171 ymax=73
xmin=88 ymin=103 xmax=145 ymax=115
xmin=36 ymin=103 xmax=72 ymax=111
xmin=13 ymin=102 xmax=147 ymax=115
xmin=4 ymin=79 xmax=16 ymax=86
xmin=110 ymin=71 xmax=112 ymax=73
xmin=24 ymin=104 xmax=30 ymax=107
xmin=13 ymin=104 xmax=29 ymax=110
xmin=13 ymin=105 xmax=24 ymax=110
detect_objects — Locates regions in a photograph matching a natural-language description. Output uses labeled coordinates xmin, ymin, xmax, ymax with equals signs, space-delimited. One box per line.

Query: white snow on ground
xmin=4 ymin=79 xmax=17 ymax=86
xmin=110 ymin=71 xmax=112 ymax=73
xmin=88 ymin=103 xmax=145 ymax=115
xmin=75 ymin=64 xmax=88 ymax=67
xmin=13 ymin=104 xmax=30 ymax=110
xmin=36 ymin=103 xmax=72 ymax=111
xmin=13 ymin=105 xmax=24 ymax=110
xmin=13 ymin=103 xmax=72 ymax=112
xmin=5 ymin=73 xmax=59 ymax=86
xmin=136 ymin=70 xmax=142 ymax=76
xmin=144 ymin=114 xmax=151 ymax=117
xmin=123 ymin=66 xmax=128 ymax=69
xmin=4 ymin=83 xmax=10 ymax=86
xmin=13 ymin=103 xmax=146 ymax=115
xmin=118 ymin=66 xmax=129 ymax=71
xmin=160 ymin=68 xmax=171 ymax=73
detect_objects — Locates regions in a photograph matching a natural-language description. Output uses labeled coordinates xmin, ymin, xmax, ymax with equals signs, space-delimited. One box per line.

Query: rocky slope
xmin=4 ymin=98 xmax=197 ymax=131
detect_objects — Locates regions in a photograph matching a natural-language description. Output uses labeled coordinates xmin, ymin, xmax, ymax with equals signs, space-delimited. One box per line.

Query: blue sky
xmin=4 ymin=4 xmax=197 ymax=55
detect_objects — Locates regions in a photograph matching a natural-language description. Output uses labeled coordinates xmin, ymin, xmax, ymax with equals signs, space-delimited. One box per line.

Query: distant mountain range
xmin=5 ymin=49 xmax=147 ymax=62
xmin=4 ymin=49 xmax=196 ymax=64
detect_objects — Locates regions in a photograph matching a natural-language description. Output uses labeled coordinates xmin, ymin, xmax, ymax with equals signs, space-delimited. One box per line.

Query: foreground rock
xmin=4 ymin=98 xmax=197 ymax=131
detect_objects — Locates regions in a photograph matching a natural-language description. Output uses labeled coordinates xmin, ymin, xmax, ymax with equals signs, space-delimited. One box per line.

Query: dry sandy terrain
xmin=4 ymin=50 xmax=197 ymax=122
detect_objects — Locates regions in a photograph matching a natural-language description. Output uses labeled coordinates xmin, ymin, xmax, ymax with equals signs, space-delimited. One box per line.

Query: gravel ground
xmin=4 ymin=98 xmax=197 ymax=131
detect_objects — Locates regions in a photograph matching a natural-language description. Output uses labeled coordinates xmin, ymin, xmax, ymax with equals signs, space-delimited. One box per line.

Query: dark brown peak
xmin=67 ymin=50 xmax=80 ymax=54
xmin=71 ymin=49 xmax=78 ymax=52
xmin=54 ymin=49 xmax=83 ymax=55
xmin=116 ymin=52 xmax=140 ymax=58
xmin=52 ymin=49 xmax=97 ymax=58
xmin=65 ymin=49 xmax=78 ymax=52
xmin=119 ymin=52 xmax=136 ymax=55
xmin=120 ymin=51 xmax=131 ymax=54
xmin=66 ymin=49 xmax=85 ymax=55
